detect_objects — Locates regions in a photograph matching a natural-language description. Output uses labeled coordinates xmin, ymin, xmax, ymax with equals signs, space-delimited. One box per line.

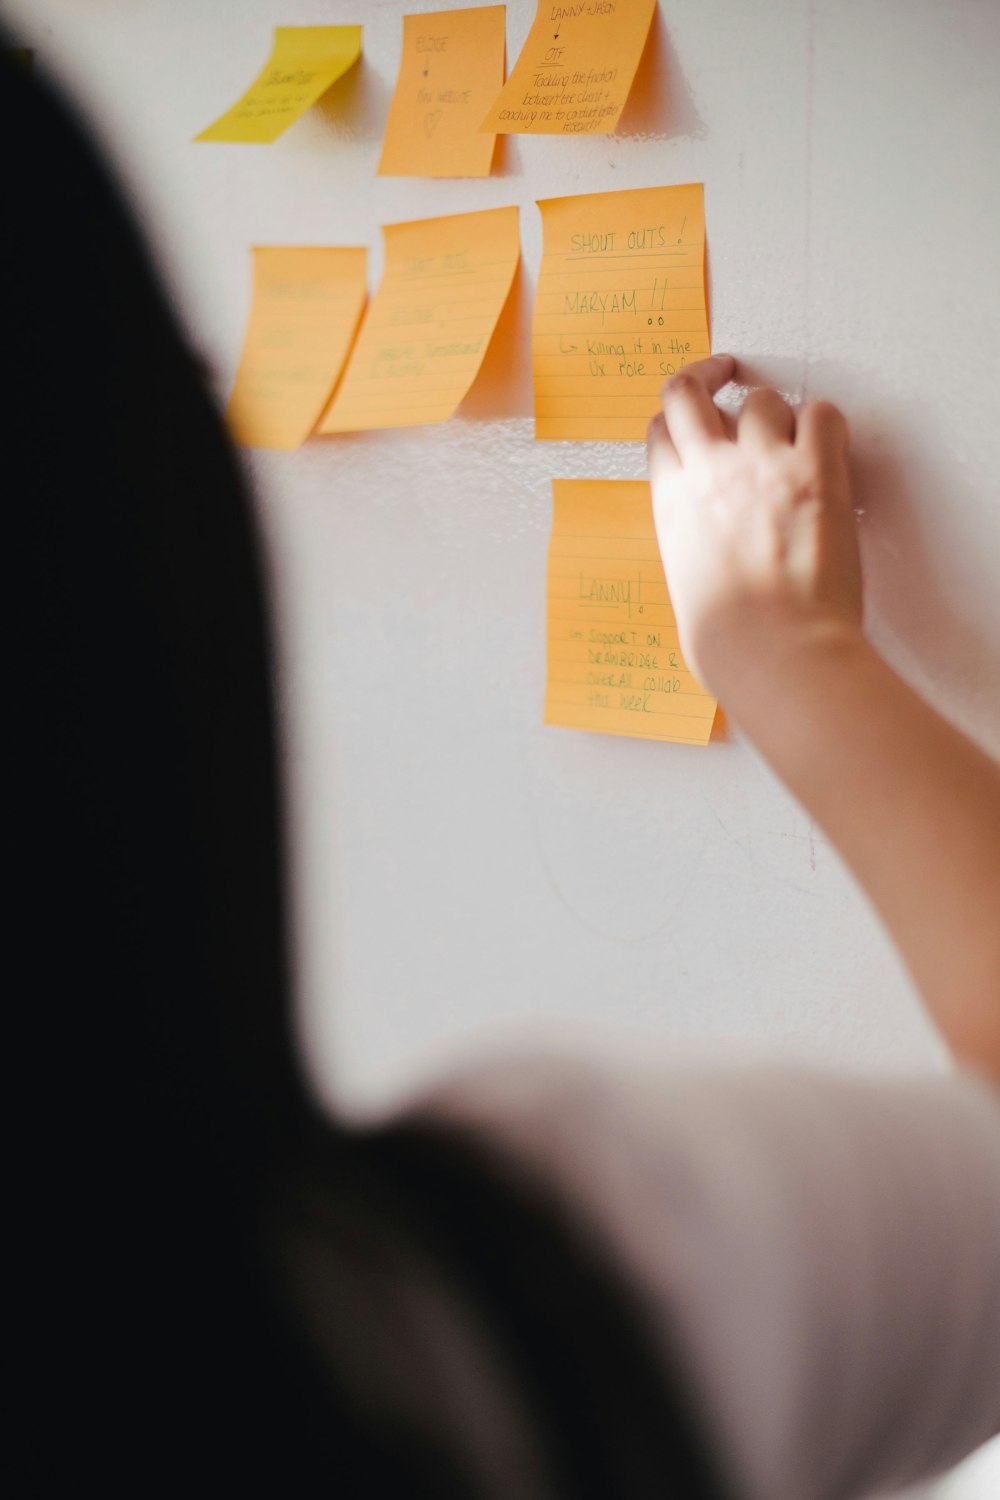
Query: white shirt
xmin=417 ymin=1057 xmax=1000 ymax=1500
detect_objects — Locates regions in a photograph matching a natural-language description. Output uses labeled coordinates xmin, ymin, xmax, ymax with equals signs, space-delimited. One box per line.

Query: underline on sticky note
xmin=562 ymin=252 xmax=691 ymax=262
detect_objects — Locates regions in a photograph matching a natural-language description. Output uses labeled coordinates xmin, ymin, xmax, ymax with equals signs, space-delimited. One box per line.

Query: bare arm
xmin=648 ymin=356 xmax=1000 ymax=1086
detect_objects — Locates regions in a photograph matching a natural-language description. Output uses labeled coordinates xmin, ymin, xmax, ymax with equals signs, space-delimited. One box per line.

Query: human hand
xmin=647 ymin=356 xmax=863 ymax=697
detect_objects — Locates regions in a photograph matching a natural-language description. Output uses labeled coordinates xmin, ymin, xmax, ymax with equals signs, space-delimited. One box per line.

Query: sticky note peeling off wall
xmin=480 ymin=0 xmax=655 ymax=135
xmin=226 ymin=246 xmax=367 ymax=450
xmin=379 ymin=6 xmax=505 ymax=178
xmin=545 ymin=479 xmax=717 ymax=745
xmin=195 ymin=26 xmax=362 ymax=143
xmin=318 ymin=206 xmax=520 ymax=432
xmin=534 ymin=183 xmax=709 ymax=441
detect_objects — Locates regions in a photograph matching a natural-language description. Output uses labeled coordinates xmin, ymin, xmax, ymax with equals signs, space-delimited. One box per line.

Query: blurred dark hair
xmin=8 ymin=47 xmax=731 ymax=1498
xmin=7 ymin=38 xmax=343 ymax=1487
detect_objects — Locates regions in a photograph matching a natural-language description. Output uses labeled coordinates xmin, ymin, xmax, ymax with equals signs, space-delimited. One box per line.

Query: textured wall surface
xmin=9 ymin=2 xmax=999 ymax=1491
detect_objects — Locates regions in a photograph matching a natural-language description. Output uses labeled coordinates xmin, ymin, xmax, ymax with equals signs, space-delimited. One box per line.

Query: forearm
xmin=716 ymin=619 xmax=1000 ymax=1085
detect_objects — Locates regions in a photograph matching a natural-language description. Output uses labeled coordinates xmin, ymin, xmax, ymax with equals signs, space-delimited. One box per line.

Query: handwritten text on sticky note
xmin=195 ymin=26 xmax=362 ymax=144
xmin=534 ymin=183 xmax=709 ymax=441
xmin=226 ymin=246 xmax=367 ymax=451
xmin=479 ymin=0 xmax=654 ymax=135
xmin=379 ymin=7 xmax=505 ymax=178
xmin=318 ymin=206 xmax=520 ymax=432
xmin=545 ymin=479 xmax=717 ymax=745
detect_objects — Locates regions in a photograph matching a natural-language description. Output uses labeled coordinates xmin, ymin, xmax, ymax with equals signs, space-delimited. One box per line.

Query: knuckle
xmin=791 ymin=479 xmax=822 ymax=508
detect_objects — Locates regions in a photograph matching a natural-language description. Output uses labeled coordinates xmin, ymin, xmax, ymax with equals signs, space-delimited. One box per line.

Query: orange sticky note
xmin=379 ymin=7 xmax=505 ymax=178
xmin=226 ymin=247 xmax=367 ymax=450
xmin=479 ymin=0 xmax=654 ymax=135
xmin=195 ymin=26 xmax=362 ymax=143
xmin=318 ymin=206 xmax=520 ymax=432
xmin=534 ymin=183 xmax=709 ymax=441
xmin=545 ymin=479 xmax=717 ymax=745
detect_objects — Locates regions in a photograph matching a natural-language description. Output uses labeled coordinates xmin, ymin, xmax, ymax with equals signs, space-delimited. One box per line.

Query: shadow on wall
xmin=851 ymin=413 xmax=1000 ymax=748
xmin=310 ymin=58 xmax=393 ymax=146
xmin=490 ymin=129 xmax=525 ymax=179
xmin=460 ymin=260 xmax=535 ymax=420
xmin=617 ymin=8 xmax=705 ymax=142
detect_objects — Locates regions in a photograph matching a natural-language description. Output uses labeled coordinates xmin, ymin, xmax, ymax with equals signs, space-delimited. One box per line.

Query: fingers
xmin=738 ymin=387 xmax=795 ymax=448
xmin=656 ymin=364 xmax=849 ymax=496
xmin=659 ymin=354 xmax=735 ymax=458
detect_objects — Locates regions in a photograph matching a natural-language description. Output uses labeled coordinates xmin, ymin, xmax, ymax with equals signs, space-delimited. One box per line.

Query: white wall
xmin=9 ymin=2 xmax=999 ymax=1493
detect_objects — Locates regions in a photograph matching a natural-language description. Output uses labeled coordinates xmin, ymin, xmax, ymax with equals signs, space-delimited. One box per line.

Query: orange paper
xmin=226 ymin=247 xmax=367 ymax=450
xmin=545 ymin=479 xmax=717 ymax=745
xmin=318 ymin=206 xmax=520 ymax=432
xmin=195 ymin=26 xmax=362 ymax=143
xmin=479 ymin=0 xmax=654 ymax=135
xmin=379 ymin=7 xmax=505 ymax=177
xmin=534 ymin=183 xmax=709 ymax=441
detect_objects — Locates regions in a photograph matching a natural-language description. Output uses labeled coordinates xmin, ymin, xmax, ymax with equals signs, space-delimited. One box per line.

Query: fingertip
xmin=798 ymin=399 xmax=849 ymax=450
xmin=818 ymin=399 xmax=848 ymax=434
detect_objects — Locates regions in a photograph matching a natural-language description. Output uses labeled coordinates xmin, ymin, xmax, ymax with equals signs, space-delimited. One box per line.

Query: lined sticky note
xmin=195 ymin=26 xmax=362 ymax=143
xmin=479 ymin=0 xmax=654 ymax=135
xmin=545 ymin=479 xmax=717 ymax=745
xmin=226 ymin=247 xmax=367 ymax=451
xmin=318 ymin=206 xmax=520 ymax=432
xmin=534 ymin=183 xmax=709 ymax=441
xmin=379 ymin=7 xmax=505 ymax=178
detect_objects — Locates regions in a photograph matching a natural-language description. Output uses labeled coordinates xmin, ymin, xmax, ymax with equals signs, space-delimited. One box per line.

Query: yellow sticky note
xmin=226 ymin=247 xmax=367 ymax=451
xmin=479 ymin=0 xmax=654 ymax=135
xmin=195 ymin=26 xmax=362 ymax=143
xmin=318 ymin=206 xmax=520 ymax=432
xmin=379 ymin=7 xmax=505 ymax=178
xmin=534 ymin=183 xmax=709 ymax=441
xmin=545 ymin=479 xmax=717 ymax=745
